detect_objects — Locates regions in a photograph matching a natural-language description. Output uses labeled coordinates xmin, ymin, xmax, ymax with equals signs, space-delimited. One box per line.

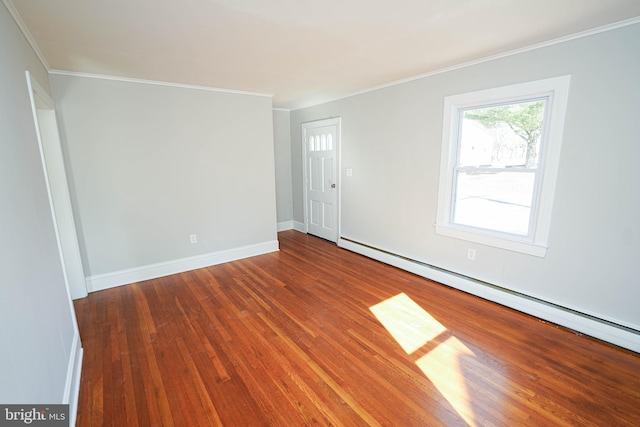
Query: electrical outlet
xmin=467 ymin=248 xmax=476 ymax=261
xmin=190 ymin=234 xmax=197 ymax=244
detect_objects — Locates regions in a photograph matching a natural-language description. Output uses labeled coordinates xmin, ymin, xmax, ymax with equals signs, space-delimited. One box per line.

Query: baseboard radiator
xmin=338 ymin=237 xmax=640 ymax=353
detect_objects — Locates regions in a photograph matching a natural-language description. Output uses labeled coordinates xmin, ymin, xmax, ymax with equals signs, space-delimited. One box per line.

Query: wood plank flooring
xmin=74 ymin=230 xmax=640 ymax=426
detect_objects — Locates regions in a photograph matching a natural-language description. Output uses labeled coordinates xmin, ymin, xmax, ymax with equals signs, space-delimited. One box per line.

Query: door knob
xmin=331 ymin=183 xmax=336 ymax=188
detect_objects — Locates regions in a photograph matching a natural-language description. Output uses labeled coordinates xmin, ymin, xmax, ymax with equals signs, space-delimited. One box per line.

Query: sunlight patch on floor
xmin=416 ymin=336 xmax=478 ymax=427
xmin=371 ymin=293 xmax=478 ymax=426
xmin=369 ymin=293 xmax=446 ymax=354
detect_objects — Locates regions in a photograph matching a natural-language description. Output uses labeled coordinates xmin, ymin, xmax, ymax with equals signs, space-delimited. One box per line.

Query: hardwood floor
xmin=74 ymin=230 xmax=640 ymax=426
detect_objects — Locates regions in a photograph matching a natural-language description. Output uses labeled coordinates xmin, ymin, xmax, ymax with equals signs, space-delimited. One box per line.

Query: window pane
xmin=459 ymin=100 xmax=546 ymax=168
xmin=453 ymin=171 xmax=535 ymax=236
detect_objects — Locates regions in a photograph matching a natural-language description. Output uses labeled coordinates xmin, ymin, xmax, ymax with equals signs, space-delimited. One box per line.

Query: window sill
xmin=435 ymin=224 xmax=547 ymax=257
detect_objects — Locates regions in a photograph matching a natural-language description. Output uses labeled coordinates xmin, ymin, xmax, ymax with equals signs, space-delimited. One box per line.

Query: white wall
xmin=273 ymin=110 xmax=293 ymax=229
xmin=0 ymin=2 xmax=80 ymax=404
xmin=49 ymin=74 xmax=278 ymax=286
xmin=291 ymin=23 xmax=640 ymax=336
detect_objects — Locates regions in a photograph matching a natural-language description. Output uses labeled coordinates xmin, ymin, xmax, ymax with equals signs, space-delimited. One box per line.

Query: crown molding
xmin=4 ymin=0 xmax=638 ymax=111
xmin=2 ymin=0 xmax=50 ymax=70
xmin=48 ymin=70 xmax=274 ymax=98
xmin=291 ymin=17 xmax=640 ymax=111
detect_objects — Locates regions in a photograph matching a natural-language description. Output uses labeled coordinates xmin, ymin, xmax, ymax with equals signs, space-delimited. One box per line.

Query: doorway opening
xmin=26 ymin=71 xmax=87 ymax=299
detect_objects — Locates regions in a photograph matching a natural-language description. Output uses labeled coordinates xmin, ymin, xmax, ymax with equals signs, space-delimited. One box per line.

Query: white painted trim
xmin=434 ymin=225 xmax=547 ymax=257
xmin=291 ymin=17 xmax=640 ymax=111
xmin=26 ymin=71 xmax=88 ymax=300
xmin=272 ymin=108 xmax=291 ymax=112
xmin=277 ymin=220 xmax=294 ymax=231
xmin=63 ymin=331 xmax=83 ymax=427
xmin=293 ymin=221 xmax=307 ymax=233
xmin=86 ymin=240 xmax=279 ymax=292
xmin=49 ymin=69 xmax=273 ymax=98
xmin=435 ymin=75 xmax=571 ymax=257
xmin=338 ymin=238 xmax=640 ymax=353
xmin=2 ymin=0 xmax=50 ymax=70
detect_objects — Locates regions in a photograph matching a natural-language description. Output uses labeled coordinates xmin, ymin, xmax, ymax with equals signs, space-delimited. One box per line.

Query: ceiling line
xmin=291 ymin=16 xmax=640 ymax=111
xmin=3 ymin=0 xmax=49 ymax=70
xmin=5 ymin=0 xmax=639 ymax=111
xmin=48 ymin=70 xmax=274 ymax=98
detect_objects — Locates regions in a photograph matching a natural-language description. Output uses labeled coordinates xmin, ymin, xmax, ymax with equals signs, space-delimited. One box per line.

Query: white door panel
xmin=303 ymin=119 xmax=339 ymax=242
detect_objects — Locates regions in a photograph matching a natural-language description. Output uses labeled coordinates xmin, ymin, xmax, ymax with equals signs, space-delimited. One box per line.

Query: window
xmin=436 ymin=76 xmax=570 ymax=257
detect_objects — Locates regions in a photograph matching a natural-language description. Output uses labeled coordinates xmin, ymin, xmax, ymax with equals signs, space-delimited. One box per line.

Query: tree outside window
xmin=453 ymin=99 xmax=547 ymax=236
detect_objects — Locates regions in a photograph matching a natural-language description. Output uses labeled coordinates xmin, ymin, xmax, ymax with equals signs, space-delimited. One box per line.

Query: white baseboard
xmin=292 ymin=221 xmax=306 ymax=233
xmin=86 ymin=240 xmax=279 ymax=292
xmin=277 ymin=220 xmax=294 ymax=231
xmin=338 ymin=238 xmax=640 ymax=354
xmin=63 ymin=331 xmax=83 ymax=426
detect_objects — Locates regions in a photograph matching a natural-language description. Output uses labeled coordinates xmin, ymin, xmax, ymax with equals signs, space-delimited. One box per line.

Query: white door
xmin=26 ymin=72 xmax=88 ymax=299
xmin=303 ymin=118 xmax=339 ymax=242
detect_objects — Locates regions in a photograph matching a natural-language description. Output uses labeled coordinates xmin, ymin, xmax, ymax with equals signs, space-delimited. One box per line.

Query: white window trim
xmin=435 ymin=76 xmax=571 ymax=257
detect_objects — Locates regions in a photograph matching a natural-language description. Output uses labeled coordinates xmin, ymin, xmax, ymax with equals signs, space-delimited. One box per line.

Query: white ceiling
xmin=8 ymin=0 xmax=640 ymax=110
